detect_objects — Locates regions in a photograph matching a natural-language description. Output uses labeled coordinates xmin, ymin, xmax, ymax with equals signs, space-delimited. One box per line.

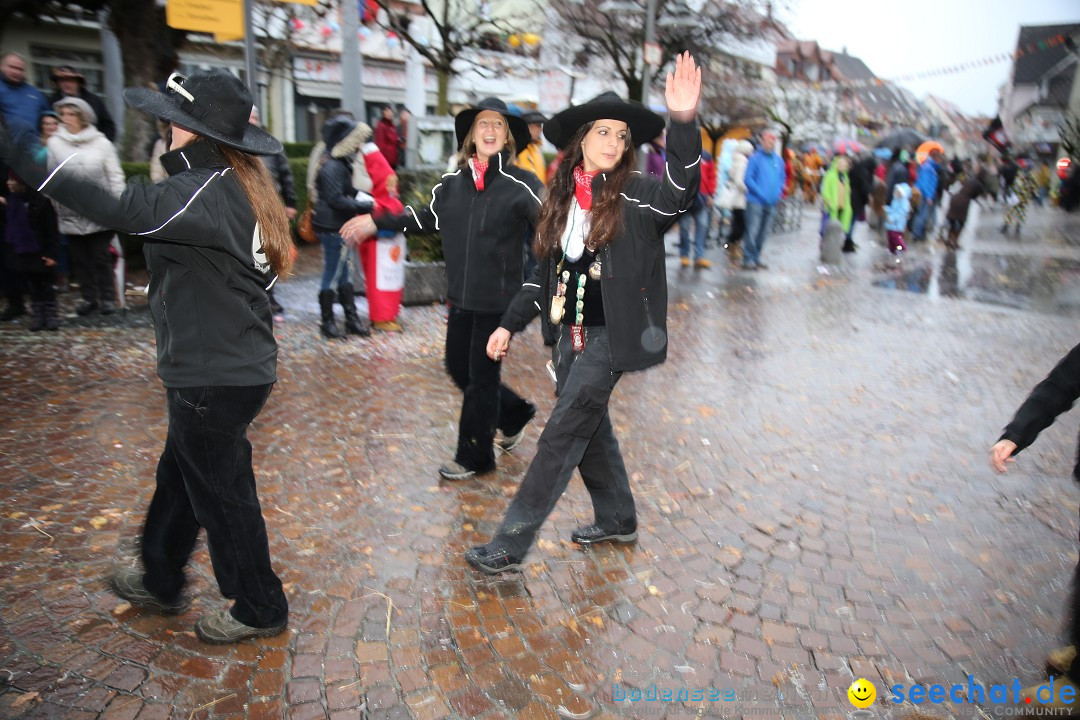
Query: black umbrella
xmin=874 ymin=127 xmax=929 ymax=151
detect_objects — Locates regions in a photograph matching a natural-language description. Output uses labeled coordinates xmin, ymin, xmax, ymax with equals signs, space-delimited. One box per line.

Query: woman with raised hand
xmin=464 ymin=52 xmax=702 ymax=574
xmin=341 ymin=97 xmax=544 ymax=481
xmin=2 ymin=69 xmax=293 ymax=643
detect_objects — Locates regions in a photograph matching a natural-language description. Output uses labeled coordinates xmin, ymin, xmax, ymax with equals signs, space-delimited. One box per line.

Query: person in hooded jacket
xmin=341 ymin=97 xmax=542 ymax=481
xmin=47 ymin=95 xmax=125 ymax=315
xmin=313 ymin=115 xmax=375 ymax=339
xmin=1 ymin=68 xmax=295 ymax=643
xmin=460 ymin=52 xmax=702 ymax=574
xmin=48 ymin=65 xmax=116 ymax=143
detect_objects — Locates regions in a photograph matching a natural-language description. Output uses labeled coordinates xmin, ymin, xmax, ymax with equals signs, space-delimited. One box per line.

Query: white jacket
xmin=46 ymin=126 xmax=125 ymax=236
xmin=726 ymin=140 xmax=753 ymax=210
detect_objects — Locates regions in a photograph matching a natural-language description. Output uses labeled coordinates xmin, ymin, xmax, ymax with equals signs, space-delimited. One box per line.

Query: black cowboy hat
xmin=543 ymin=91 xmax=664 ymax=150
xmin=454 ymin=97 xmax=531 ymax=153
xmin=124 ymin=69 xmax=282 ymax=156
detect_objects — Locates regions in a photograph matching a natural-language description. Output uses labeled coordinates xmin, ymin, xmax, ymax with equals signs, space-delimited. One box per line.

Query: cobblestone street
xmin=2 ymin=199 xmax=1080 ymax=720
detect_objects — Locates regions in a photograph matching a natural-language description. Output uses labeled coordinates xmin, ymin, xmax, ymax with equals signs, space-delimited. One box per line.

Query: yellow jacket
xmin=517 ymin=143 xmax=546 ymax=184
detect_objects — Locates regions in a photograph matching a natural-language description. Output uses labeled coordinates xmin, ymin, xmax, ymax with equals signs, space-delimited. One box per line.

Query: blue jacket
xmin=885 ymin=184 xmax=911 ymax=232
xmin=745 ymin=148 xmax=784 ymax=206
xmin=914 ymin=158 xmax=939 ymax=203
xmin=0 ymin=78 xmax=49 ymax=137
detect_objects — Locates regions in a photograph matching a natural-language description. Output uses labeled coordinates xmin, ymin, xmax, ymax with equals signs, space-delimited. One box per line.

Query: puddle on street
xmin=873 ymin=251 xmax=1080 ymax=318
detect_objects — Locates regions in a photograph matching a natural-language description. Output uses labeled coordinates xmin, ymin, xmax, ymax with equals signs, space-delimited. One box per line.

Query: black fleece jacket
xmin=499 ymin=118 xmax=701 ymax=373
xmin=374 ymin=150 xmax=543 ymax=313
xmin=1000 ymin=341 xmax=1080 ymax=481
xmin=5 ymin=134 xmax=278 ymax=388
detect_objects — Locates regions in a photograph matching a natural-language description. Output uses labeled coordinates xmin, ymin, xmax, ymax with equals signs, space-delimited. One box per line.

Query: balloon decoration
xmin=508 ymin=34 xmax=521 ymax=48
xmin=321 ymin=25 xmax=333 ymax=38
xmin=290 ymin=18 xmax=305 ymax=31
xmin=522 ymin=33 xmax=540 ymax=46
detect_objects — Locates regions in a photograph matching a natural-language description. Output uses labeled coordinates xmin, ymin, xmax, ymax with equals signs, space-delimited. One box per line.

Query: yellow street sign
xmin=166 ymin=0 xmax=243 ymax=36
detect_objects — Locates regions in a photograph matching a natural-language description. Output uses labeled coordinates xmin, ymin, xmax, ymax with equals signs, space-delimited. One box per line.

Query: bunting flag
xmin=796 ymin=30 xmax=1079 ymax=92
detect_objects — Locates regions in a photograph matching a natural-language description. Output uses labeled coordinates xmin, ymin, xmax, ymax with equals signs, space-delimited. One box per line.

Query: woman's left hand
xmin=665 ymin=51 xmax=701 ymax=123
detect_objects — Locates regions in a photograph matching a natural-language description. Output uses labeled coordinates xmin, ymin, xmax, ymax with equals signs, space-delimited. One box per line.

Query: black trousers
xmin=141 ymin=384 xmax=288 ymax=628
xmin=67 ymin=230 xmax=115 ymax=306
xmin=729 ymin=208 xmax=746 ymax=244
xmin=492 ymin=326 xmax=635 ymax=558
xmin=444 ymin=305 xmax=534 ymax=472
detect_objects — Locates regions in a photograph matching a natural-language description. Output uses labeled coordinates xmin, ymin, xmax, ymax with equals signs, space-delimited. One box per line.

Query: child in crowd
xmin=884 ymin=182 xmax=911 ymax=260
xmin=2 ymin=172 xmax=60 ymax=331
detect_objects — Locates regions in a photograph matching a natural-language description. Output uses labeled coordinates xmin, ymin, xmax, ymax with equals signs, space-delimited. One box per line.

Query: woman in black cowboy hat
xmin=2 ymin=68 xmax=294 ymax=642
xmin=342 ymin=96 xmax=544 ymax=481
xmin=463 ymin=52 xmax=703 ymax=574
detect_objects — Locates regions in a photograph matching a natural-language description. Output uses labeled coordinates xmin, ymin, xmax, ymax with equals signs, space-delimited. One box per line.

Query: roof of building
xmin=830 ymin=52 xmax=875 ymax=82
xmin=1013 ymin=23 xmax=1080 ymax=85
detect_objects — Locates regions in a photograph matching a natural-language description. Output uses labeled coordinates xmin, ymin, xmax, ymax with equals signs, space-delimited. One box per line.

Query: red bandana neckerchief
xmin=573 ymin=165 xmax=599 ymax=210
xmin=471 ymin=156 xmax=489 ymax=191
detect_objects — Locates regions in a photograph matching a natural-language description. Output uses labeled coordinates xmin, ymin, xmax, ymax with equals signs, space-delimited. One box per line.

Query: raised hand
xmin=665 ymin=51 xmax=701 ymax=123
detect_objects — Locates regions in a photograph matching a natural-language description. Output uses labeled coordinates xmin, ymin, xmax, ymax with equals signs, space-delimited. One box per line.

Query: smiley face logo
xmin=848 ymin=678 xmax=876 ymax=708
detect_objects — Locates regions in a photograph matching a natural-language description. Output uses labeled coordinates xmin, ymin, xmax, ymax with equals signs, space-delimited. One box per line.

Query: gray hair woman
xmin=46 ymin=96 xmax=125 ymax=315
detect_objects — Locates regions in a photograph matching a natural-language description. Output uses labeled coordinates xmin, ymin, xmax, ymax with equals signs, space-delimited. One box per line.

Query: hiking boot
xmin=694 ymin=258 xmax=713 ymax=269
xmin=438 ymin=461 xmax=477 ymax=480
xmin=680 ymin=256 xmax=691 ymax=268
xmin=571 ymin=523 xmax=638 ymax=545
xmin=464 ymin=544 xmax=523 ymax=575
xmin=496 ymin=404 xmax=537 ymax=453
xmin=109 ymin=568 xmax=190 ymax=614
xmin=194 ymin=609 xmax=287 ymax=644
xmin=372 ymin=320 xmax=403 ymax=332
xmin=76 ymin=300 xmax=99 ymax=316
xmin=1049 ymin=646 xmax=1077 ymax=675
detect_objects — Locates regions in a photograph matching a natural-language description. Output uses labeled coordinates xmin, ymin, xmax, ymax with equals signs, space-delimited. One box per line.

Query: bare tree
xmin=367 ymin=0 xmax=532 ymax=114
xmin=547 ymin=0 xmax=779 ymax=103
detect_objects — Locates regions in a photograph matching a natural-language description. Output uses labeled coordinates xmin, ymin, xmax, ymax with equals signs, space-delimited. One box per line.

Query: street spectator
xmin=999 ymin=154 xmax=1019 ymax=202
xmin=340 ymin=97 xmax=541 ymax=481
xmin=885 ymin=149 xmax=909 ymax=203
xmin=2 ymin=171 xmax=60 ymax=330
xmin=47 ymin=96 xmax=125 ymax=315
xmin=250 ymin=107 xmax=295 ymax=319
xmin=911 ymin=149 xmax=943 ymax=241
xmin=719 ymin=139 xmax=752 ymax=265
xmin=0 ymin=52 xmax=50 ymax=139
xmin=820 ymin=154 xmax=852 ymax=241
xmin=943 ymin=164 xmax=988 ymax=250
xmin=645 ymin=130 xmax=665 ymax=178
xmin=677 ymin=148 xmax=715 ymax=268
xmin=149 ymin=118 xmax=170 ymax=183
xmin=884 ymin=182 xmax=911 ymax=258
xmin=990 ymin=340 xmax=1080 ymax=708
xmin=312 ymin=115 xmax=374 ymax=339
xmin=1001 ymin=167 xmax=1037 ymax=236
xmin=464 ymin=53 xmax=702 ymax=575
xmin=846 ymin=153 xmax=875 ymax=252
xmin=374 ymin=105 xmax=400 ymax=169
xmin=801 ymin=149 xmax=823 ymax=204
xmin=1034 ymin=161 xmax=1051 ymax=206
xmin=397 ymin=107 xmax=410 ymax=168
xmin=517 ymin=109 xmax=548 ymax=184
xmin=49 ymin=65 xmax=116 ymax=142
xmin=36 ymin=110 xmax=67 ymax=292
xmin=741 ymin=130 xmax=784 ymax=270
xmin=2 ymin=67 xmax=296 ymax=644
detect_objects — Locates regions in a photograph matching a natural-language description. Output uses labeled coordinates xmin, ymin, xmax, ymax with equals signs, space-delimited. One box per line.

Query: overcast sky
xmin=781 ymin=0 xmax=1079 ymax=117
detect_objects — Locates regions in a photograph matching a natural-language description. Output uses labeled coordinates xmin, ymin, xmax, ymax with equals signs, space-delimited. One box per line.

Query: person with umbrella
xmin=1 ymin=68 xmax=295 ymax=643
xmin=462 ymin=53 xmax=702 ymax=574
xmin=911 ymin=148 xmax=944 ymax=241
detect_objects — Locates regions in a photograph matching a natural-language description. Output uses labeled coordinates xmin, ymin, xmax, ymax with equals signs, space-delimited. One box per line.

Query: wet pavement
xmin=2 ymin=198 xmax=1080 ymax=720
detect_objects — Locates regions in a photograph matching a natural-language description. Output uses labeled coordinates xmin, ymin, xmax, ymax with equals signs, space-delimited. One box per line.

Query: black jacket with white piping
xmin=498 ymin=118 xmax=701 ymax=373
xmin=16 ymin=139 xmax=278 ymax=388
xmin=373 ymin=150 xmax=543 ymax=313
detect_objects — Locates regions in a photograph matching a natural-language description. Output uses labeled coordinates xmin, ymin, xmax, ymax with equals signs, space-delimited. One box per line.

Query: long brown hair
xmin=217 ymin=144 xmax=294 ymax=280
xmin=457 ymin=117 xmax=518 ymax=168
xmin=534 ymin=121 xmax=636 ymax=260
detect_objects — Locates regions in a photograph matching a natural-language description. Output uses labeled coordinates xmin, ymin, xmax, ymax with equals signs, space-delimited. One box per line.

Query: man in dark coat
xmin=373 ymin=105 xmax=400 ymax=169
xmin=49 ymin=66 xmax=116 ymax=142
xmin=845 ymin=153 xmax=875 ymax=252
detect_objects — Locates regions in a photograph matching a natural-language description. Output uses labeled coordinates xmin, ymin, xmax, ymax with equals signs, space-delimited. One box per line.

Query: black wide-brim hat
xmin=125 ymin=69 xmax=282 ymax=156
xmin=544 ymin=91 xmax=664 ymax=150
xmin=454 ymin=97 xmax=531 ymax=153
